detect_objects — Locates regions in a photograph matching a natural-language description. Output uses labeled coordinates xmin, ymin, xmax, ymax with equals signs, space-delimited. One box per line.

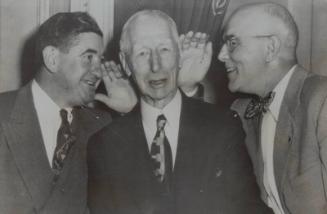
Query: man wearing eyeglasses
xmin=218 ymin=2 xmax=327 ymax=214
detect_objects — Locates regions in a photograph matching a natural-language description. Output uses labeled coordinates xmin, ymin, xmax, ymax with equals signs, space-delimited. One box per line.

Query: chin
xmin=228 ymin=84 xmax=237 ymax=93
xmin=79 ymin=94 xmax=94 ymax=106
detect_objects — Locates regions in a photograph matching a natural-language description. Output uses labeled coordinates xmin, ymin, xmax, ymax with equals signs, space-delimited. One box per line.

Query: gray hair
xmin=120 ymin=10 xmax=179 ymax=55
xmin=239 ymin=3 xmax=299 ymax=49
xmin=262 ymin=3 xmax=298 ymax=49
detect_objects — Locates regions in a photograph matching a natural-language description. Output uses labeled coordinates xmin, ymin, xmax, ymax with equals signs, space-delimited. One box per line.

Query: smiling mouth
xmin=84 ymin=79 xmax=99 ymax=88
xmin=149 ymin=79 xmax=166 ymax=88
xmin=226 ymin=67 xmax=237 ymax=73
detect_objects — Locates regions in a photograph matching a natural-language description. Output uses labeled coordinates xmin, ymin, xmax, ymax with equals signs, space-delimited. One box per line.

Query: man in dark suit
xmin=0 ymin=12 xmax=136 ymax=214
xmin=88 ymin=9 xmax=271 ymax=214
xmin=218 ymin=3 xmax=327 ymax=214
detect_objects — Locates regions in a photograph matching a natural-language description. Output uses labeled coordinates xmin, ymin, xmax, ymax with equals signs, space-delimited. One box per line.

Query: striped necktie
xmin=150 ymin=114 xmax=173 ymax=183
xmin=52 ymin=109 xmax=76 ymax=174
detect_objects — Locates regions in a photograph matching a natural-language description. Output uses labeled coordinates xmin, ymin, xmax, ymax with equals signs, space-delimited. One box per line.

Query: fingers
xmin=101 ymin=60 xmax=126 ymax=85
xmin=204 ymin=41 xmax=213 ymax=58
xmin=103 ymin=61 xmax=123 ymax=78
xmin=179 ymin=34 xmax=185 ymax=44
xmin=94 ymin=93 xmax=110 ymax=103
xmin=202 ymin=42 xmax=213 ymax=67
xmin=197 ymin=33 xmax=208 ymax=49
xmin=190 ymin=32 xmax=202 ymax=48
xmin=180 ymin=31 xmax=209 ymax=50
xmin=181 ymin=31 xmax=193 ymax=50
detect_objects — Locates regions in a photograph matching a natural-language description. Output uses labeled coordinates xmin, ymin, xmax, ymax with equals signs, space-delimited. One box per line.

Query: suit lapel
xmin=133 ymin=113 xmax=154 ymax=176
xmin=253 ymin=115 xmax=266 ymax=192
xmin=231 ymin=99 xmax=265 ymax=195
xmin=119 ymin=112 xmax=158 ymax=213
xmin=58 ymin=107 xmax=111 ymax=182
xmin=174 ymin=99 xmax=193 ymax=179
xmin=1 ymin=84 xmax=54 ymax=210
xmin=274 ymin=66 xmax=309 ymax=197
xmin=174 ymin=96 xmax=209 ymax=185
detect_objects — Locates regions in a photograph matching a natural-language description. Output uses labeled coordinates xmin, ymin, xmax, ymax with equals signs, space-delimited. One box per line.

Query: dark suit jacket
xmin=88 ymin=94 xmax=271 ymax=214
xmin=0 ymin=83 xmax=111 ymax=214
xmin=231 ymin=65 xmax=327 ymax=214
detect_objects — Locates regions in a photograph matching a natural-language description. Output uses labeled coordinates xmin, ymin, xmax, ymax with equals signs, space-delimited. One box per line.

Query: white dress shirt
xmin=141 ymin=90 xmax=182 ymax=167
xmin=261 ymin=65 xmax=296 ymax=214
xmin=32 ymin=80 xmax=73 ymax=167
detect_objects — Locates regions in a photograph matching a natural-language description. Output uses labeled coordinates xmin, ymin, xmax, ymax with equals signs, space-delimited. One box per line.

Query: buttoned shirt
xmin=261 ymin=65 xmax=296 ymax=214
xmin=141 ymin=90 xmax=182 ymax=167
xmin=32 ymin=80 xmax=73 ymax=166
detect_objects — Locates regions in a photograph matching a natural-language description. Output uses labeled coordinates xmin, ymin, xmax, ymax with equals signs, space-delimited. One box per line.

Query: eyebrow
xmin=79 ymin=49 xmax=98 ymax=56
xmin=223 ymin=34 xmax=236 ymax=41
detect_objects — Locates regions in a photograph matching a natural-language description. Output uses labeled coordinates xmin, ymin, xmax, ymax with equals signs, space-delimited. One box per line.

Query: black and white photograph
xmin=0 ymin=0 xmax=327 ymax=213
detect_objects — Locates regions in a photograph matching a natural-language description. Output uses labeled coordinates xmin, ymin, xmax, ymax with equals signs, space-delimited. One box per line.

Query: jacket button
xmin=61 ymin=188 xmax=65 ymax=193
xmin=199 ymin=189 xmax=204 ymax=193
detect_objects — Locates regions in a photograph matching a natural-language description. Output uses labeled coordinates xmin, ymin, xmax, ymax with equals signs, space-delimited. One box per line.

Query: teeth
xmin=86 ymin=80 xmax=95 ymax=86
xmin=226 ymin=68 xmax=235 ymax=73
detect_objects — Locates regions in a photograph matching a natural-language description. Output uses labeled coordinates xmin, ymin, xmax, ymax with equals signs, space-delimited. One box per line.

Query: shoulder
xmin=293 ymin=73 xmax=327 ymax=115
xmin=87 ymin=110 xmax=139 ymax=165
xmin=89 ymin=109 xmax=138 ymax=145
xmin=301 ymin=74 xmax=327 ymax=100
xmin=79 ymin=106 xmax=112 ymax=123
xmin=297 ymin=74 xmax=327 ymax=120
xmin=230 ymin=97 xmax=252 ymax=118
xmin=184 ymin=97 xmax=244 ymax=137
xmin=184 ymin=96 xmax=218 ymax=117
xmin=0 ymin=90 xmax=19 ymax=122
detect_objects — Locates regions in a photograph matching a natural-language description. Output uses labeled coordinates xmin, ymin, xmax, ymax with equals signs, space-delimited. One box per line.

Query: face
xmin=56 ymin=32 xmax=103 ymax=106
xmin=218 ymin=12 xmax=270 ymax=96
xmin=125 ymin=16 xmax=180 ymax=108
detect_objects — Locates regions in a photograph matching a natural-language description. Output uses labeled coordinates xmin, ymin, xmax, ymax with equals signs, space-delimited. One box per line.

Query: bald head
xmin=227 ymin=3 xmax=298 ymax=51
xmin=218 ymin=3 xmax=299 ymax=96
xmin=120 ymin=10 xmax=179 ymax=55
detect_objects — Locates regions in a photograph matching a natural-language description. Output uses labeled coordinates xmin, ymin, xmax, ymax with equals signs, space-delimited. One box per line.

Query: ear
xmin=265 ymin=35 xmax=281 ymax=62
xmin=42 ymin=46 xmax=59 ymax=73
xmin=119 ymin=52 xmax=132 ymax=77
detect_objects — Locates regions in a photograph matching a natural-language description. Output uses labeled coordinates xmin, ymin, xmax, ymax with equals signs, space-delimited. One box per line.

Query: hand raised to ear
xmin=178 ymin=31 xmax=213 ymax=94
xmin=95 ymin=60 xmax=137 ymax=113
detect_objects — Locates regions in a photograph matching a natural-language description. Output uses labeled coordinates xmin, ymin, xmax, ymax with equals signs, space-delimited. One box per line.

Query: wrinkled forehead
xmin=223 ymin=9 xmax=279 ymax=39
xmin=128 ymin=15 xmax=177 ymax=45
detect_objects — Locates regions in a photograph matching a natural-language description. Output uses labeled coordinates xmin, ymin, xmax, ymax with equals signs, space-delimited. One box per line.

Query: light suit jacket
xmin=231 ymin=65 xmax=327 ymax=214
xmin=0 ymin=83 xmax=111 ymax=214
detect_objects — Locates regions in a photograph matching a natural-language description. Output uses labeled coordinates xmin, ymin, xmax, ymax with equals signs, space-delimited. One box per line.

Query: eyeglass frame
xmin=221 ymin=34 xmax=275 ymax=53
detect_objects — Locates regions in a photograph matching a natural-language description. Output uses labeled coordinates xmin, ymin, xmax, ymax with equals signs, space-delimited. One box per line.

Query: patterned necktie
xmin=244 ymin=92 xmax=275 ymax=119
xmin=52 ymin=109 xmax=76 ymax=174
xmin=150 ymin=114 xmax=173 ymax=183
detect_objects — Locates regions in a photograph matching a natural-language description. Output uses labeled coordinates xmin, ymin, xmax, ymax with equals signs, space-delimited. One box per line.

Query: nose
xmin=217 ymin=44 xmax=229 ymax=62
xmin=150 ymin=50 xmax=161 ymax=73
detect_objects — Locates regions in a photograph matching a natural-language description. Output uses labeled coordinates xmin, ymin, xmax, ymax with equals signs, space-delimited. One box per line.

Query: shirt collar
xmin=141 ymin=90 xmax=182 ymax=130
xmin=269 ymin=65 xmax=297 ymax=120
xmin=32 ymin=80 xmax=73 ymax=122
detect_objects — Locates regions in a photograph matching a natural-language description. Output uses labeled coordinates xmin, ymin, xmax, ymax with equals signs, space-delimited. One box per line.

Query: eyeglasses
xmin=222 ymin=34 xmax=275 ymax=53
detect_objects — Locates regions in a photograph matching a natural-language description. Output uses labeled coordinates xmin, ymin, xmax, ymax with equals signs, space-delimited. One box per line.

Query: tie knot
xmin=244 ymin=92 xmax=275 ymax=119
xmin=157 ymin=114 xmax=167 ymax=131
